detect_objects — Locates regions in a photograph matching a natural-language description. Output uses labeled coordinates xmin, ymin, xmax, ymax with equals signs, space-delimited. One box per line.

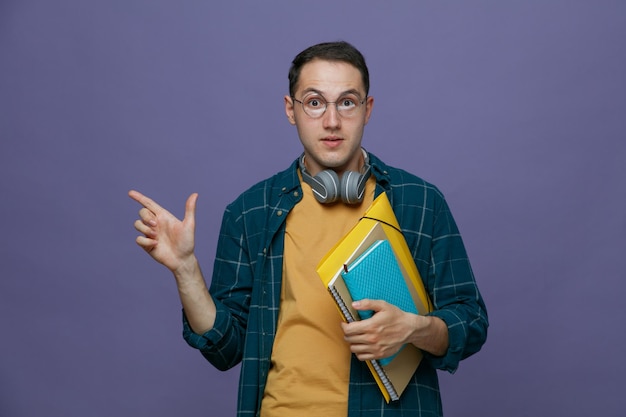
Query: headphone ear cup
xmin=340 ymin=170 xmax=363 ymax=204
xmin=312 ymin=169 xmax=341 ymax=204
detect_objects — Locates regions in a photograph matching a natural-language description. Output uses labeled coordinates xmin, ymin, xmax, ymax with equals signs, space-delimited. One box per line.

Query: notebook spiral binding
xmin=328 ymin=286 xmax=400 ymax=401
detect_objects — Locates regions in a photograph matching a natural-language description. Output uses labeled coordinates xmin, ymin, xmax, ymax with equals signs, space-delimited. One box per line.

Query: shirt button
xmin=276 ymin=210 xmax=283 ymax=217
xmin=293 ymin=191 xmax=299 ymax=197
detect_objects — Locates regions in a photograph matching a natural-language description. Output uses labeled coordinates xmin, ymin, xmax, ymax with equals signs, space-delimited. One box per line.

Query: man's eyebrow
xmin=299 ymin=87 xmax=322 ymax=96
xmin=300 ymin=88 xmax=365 ymax=98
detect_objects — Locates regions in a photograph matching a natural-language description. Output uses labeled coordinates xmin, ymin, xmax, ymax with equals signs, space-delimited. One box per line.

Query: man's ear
xmin=284 ymin=95 xmax=296 ymax=125
xmin=363 ymin=96 xmax=374 ymax=125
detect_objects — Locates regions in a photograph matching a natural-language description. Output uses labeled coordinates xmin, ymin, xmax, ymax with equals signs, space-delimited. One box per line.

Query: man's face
xmin=285 ymin=59 xmax=374 ymax=176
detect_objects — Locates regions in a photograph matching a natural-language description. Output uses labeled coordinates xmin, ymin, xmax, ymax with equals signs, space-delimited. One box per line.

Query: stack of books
xmin=316 ymin=193 xmax=432 ymax=403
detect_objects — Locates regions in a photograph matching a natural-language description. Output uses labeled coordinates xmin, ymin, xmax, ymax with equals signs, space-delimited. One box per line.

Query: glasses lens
xmin=336 ymin=95 xmax=361 ymax=117
xmin=301 ymin=95 xmax=326 ymax=118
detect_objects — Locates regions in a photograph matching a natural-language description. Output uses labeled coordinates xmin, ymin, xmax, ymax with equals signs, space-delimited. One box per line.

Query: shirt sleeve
xmin=181 ymin=302 xmax=244 ymax=371
xmin=423 ymin=195 xmax=488 ymax=373
xmin=181 ymin=204 xmax=253 ymax=371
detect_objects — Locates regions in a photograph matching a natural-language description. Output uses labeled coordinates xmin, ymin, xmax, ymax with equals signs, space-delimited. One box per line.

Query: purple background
xmin=1 ymin=1 xmax=625 ymax=416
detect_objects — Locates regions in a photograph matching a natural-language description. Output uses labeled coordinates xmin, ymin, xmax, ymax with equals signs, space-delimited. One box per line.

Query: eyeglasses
xmin=292 ymin=93 xmax=367 ymax=119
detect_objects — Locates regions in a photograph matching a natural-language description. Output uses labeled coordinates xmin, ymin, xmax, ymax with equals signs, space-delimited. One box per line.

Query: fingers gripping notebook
xmin=340 ymin=239 xmax=418 ymax=365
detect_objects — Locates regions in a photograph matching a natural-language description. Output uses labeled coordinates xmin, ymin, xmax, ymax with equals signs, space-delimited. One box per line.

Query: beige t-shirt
xmin=260 ymin=175 xmax=375 ymax=417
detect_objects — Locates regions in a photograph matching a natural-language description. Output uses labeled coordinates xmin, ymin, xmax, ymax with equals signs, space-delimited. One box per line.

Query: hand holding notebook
xmin=341 ymin=239 xmax=418 ymax=365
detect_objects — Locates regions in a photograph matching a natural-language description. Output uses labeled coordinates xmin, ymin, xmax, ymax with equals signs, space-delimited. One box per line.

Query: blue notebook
xmin=340 ymin=239 xmax=418 ymax=366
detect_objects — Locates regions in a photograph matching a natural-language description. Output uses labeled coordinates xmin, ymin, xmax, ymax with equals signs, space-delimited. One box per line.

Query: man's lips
xmin=321 ymin=136 xmax=343 ymax=147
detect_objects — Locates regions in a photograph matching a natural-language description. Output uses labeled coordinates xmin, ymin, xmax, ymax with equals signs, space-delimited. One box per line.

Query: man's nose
xmin=323 ymin=103 xmax=341 ymax=129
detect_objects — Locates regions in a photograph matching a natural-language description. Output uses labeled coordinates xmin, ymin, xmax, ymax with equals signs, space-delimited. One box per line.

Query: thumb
xmin=184 ymin=193 xmax=199 ymax=224
xmin=353 ymin=299 xmax=385 ymax=312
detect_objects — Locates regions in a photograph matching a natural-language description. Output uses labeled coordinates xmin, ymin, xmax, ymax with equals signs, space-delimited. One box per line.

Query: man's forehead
xmin=296 ymin=59 xmax=365 ymax=94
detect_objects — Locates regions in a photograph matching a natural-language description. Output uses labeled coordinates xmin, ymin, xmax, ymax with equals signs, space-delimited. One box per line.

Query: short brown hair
xmin=288 ymin=41 xmax=370 ymax=97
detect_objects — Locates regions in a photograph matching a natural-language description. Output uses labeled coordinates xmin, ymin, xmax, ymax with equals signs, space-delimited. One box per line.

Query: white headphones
xmin=299 ymin=149 xmax=372 ymax=204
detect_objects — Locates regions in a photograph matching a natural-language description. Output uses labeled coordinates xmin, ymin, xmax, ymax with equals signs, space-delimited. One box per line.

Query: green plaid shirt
xmin=183 ymin=152 xmax=488 ymax=416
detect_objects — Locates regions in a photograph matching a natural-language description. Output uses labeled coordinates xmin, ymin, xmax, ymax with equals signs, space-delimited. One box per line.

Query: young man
xmin=130 ymin=41 xmax=488 ymax=416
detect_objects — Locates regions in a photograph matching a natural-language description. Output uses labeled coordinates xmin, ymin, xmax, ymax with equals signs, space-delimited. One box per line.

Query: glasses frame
xmin=291 ymin=93 xmax=367 ymax=119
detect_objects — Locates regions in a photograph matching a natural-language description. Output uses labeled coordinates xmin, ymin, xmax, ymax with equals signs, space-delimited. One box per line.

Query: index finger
xmin=341 ymin=317 xmax=370 ymax=337
xmin=128 ymin=189 xmax=164 ymax=214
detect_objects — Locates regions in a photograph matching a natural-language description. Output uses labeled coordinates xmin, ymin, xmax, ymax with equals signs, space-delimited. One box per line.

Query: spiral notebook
xmin=341 ymin=239 xmax=418 ymax=366
xmin=318 ymin=193 xmax=432 ymax=403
